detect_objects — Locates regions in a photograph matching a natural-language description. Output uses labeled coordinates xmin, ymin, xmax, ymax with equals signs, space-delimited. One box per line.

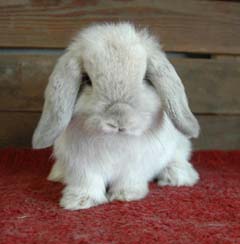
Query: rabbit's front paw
xmin=108 ymin=183 xmax=148 ymax=202
xmin=158 ymin=160 xmax=199 ymax=187
xmin=60 ymin=186 xmax=108 ymax=210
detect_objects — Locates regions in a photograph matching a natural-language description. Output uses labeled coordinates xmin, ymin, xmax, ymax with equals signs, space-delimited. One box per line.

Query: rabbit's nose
xmin=106 ymin=122 xmax=126 ymax=133
xmin=118 ymin=127 xmax=126 ymax=132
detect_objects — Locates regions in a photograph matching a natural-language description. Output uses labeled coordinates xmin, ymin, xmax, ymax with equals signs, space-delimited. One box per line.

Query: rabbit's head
xmin=72 ymin=25 xmax=161 ymax=136
xmin=33 ymin=23 xmax=199 ymax=148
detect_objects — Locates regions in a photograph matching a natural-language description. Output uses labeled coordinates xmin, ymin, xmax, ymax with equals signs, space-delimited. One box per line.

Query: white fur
xmin=33 ymin=23 xmax=200 ymax=210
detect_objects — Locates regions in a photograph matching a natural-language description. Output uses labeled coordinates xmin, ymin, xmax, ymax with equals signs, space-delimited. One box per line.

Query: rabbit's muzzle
xmin=101 ymin=102 xmax=141 ymax=135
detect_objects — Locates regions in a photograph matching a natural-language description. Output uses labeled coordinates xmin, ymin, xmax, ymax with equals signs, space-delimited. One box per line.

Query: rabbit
xmin=32 ymin=22 xmax=200 ymax=210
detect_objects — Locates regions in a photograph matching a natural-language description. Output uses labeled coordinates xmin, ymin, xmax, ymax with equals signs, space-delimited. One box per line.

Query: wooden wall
xmin=0 ymin=0 xmax=239 ymax=149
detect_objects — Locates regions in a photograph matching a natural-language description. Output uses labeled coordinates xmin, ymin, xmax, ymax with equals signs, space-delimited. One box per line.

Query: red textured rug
xmin=0 ymin=149 xmax=240 ymax=244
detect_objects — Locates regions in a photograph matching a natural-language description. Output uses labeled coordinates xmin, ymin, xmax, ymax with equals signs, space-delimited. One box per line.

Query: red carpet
xmin=0 ymin=149 xmax=240 ymax=244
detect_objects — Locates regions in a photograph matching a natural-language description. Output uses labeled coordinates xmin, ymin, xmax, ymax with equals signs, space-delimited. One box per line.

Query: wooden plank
xmin=0 ymin=112 xmax=40 ymax=148
xmin=0 ymin=54 xmax=240 ymax=114
xmin=0 ymin=54 xmax=58 ymax=112
xmin=0 ymin=112 xmax=239 ymax=149
xmin=0 ymin=0 xmax=240 ymax=54
xmin=194 ymin=115 xmax=240 ymax=150
xmin=172 ymin=58 xmax=240 ymax=115
xmin=212 ymin=55 xmax=240 ymax=61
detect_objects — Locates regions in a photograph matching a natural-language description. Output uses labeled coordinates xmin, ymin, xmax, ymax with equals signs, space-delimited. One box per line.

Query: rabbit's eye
xmin=144 ymin=75 xmax=154 ymax=87
xmin=82 ymin=73 xmax=92 ymax=86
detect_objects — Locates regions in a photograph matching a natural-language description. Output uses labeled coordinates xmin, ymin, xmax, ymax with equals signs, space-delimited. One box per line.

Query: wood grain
xmin=0 ymin=55 xmax=56 ymax=112
xmin=0 ymin=112 xmax=40 ymax=148
xmin=0 ymin=0 xmax=240 ymax=54
xmin=195 ymin=115 xmax=240 ymax=150
xmin=0 ymin=112 xmax=239 ymax=149
xmin=0 ymin=54 xmax=239 ymax=114
xmin=172 ymin=58 xmax=240 ymax=115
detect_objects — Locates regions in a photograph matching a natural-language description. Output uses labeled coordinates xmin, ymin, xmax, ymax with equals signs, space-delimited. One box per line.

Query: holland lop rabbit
xmin=33 ymin=23 xmax=200 ymax=210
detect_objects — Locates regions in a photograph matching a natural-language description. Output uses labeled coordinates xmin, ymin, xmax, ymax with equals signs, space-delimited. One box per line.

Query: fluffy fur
xmin=33 ymin=22 xmax=200 ymax=210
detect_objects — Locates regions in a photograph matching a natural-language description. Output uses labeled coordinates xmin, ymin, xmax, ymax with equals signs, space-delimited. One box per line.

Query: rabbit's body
xmin=50 ymin=107 xmax=198 ymax=210
xmin=34 ymin=23 xmax=200 ymax=210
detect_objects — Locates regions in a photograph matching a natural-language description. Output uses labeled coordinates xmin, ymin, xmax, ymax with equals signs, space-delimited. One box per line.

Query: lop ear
xmin=32 ymin=51 xmax=82 ymax=148
xmin=144 ymin=38 xmax=200 ymax=138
